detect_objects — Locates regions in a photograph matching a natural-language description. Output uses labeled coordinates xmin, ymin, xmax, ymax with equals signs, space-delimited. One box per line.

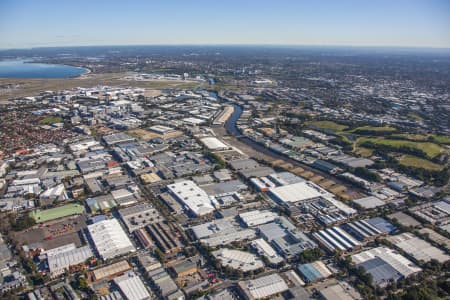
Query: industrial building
xmin=238 ymin=273 xmax=289 ymax=300
xmin=410 ymin=199 xmax=450 ymax=224
xmin=119 ymin=203 xmax=163 ymax=233
xmin=353 ymin=196 xmax=386 ymax=209
xmin=212 ymin=248 xmax=264 ymax=272
xmin=46 ymin=244 xmax=93 ymax=277
xmin=145 ymin=222 xmax=183 ymax=256
xmin=147 ymin=267 xmax=180 ymax=298
xmin=419 ymin=228 xmax=450 ymax=249
xmin=87 ymin=218 xmax=135 ymax=260
xmin=387 ymin=233 xmax=449 ymax=263
xmin=250 ymin=177 xmax=277 ymax=192
xmin=113 ymin=271 xmax=152 ymax=300
xmin=352 ymin=247 xmax=422 ymax=287
xmin=190 ymin=218 xmax=256 ymax=247
xmin=134 ymin=228 xmax=154 ymax=249
xmin=167 ymin=180 xmax=215 ymax=217
xmin=200 ymin=136 xmax=230 ymax=151
xmin=102 ymin=133 xmax=136 ymax=146
xmin=269 ymin=181 xmax=327 ymax=204
xmin=250 ymin=238 xmax=284 ymax=266
xmin=318 ymin=281 xmax=362 ymax=300
xmin=201 ymin=179 xmax=247 ymax=198
xmin=239 ymin=210 xmax=278 ymax=227
xmin=258 ymin=217 xmax=317 ymax=259
xmin=312 ymin=218 xmax=386 ymax=253
xmin=267 ymin=172 xmax=305 ymax=186
xmin=170 ymin=258 xmax=199 ymax=278
xmin=297 ymin=261 xmax=332 ymax=283
xmin=269 ymin=180 xmax=356 ymax=218
xmin=92 ymin=260 xmax=131 ymax=282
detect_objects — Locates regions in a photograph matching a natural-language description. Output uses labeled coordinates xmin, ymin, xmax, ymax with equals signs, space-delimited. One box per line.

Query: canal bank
xmin=221 ymin=103 xmax=362 ymax=200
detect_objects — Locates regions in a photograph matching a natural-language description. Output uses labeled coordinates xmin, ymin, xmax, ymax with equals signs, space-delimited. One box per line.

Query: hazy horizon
xmin=1 ymin=0 xmax=449 ymax=49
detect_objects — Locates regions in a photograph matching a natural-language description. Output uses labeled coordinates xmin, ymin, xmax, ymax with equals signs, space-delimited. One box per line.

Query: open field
xmin=38 ymin=116 xmax=63 ymax=124
xmin=354 ymin=147 xmax=374 ymax=157
xmin=349 ymin=125 xmax=397 ymax=134
xmin=398 ymin=155 xmax=444 ymax=171
xmin=0 ymin=73 xmax=202 ymax=102
xmin=357 ymin=137 xmax=444 ymax=158
xmin=407 ymin=113 xmax=424 ymax=121
xmin=431 ymin=135 xmax=450 ymax=145
xmin=308 ymin=120 xmax=348 ymax=132
xmin=391 ymin=133 xmax=450 ymax=145
xmin=127 ymin=128 xmax=161 ymax=140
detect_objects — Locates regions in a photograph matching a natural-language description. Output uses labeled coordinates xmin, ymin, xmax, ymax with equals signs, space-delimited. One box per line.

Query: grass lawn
xmin=357 ymin=137 xmax=444 ymax=158
xmin=308 ymin=120 xmax=348 ymax=132
xmin=431 ymin=135 xmax=450 ymax=145
xmin=398 ymin=155 xmax=444 ymax=171
xmin=389 ymin=133 xmax=450 ymax=145
xmin=355 ymin=147 xmax=374 ymax=157
xmin=407 ymin=113 xmax=424 ymax=121
xmin=38 ymin=116 xmax=63 ymax=125
xmin=349 ymin=125 xmax=397 ymax=134
xmin=391 ymin=133 xmax=429 ymax=141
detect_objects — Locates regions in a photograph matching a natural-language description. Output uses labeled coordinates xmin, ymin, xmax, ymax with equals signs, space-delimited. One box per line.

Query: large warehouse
xmin=351 ymin=247 xmax=421 ymax=287
xmin=88 ymin=218 xmax=136 ymax=260
xmin=200 ymin=136 xmax=229 ymax=151
xmin=46 ymin=243 xmax=93 ymax=277
xmin=268 ymin=181 xmax=327 ymax=204
xmin=114 ymin=271 xmax=151 ymax=300
xmin=167 ymin=180 xmax=215 ymax=216
xmin=387 ymin=233 xmax=449 ymax=263
xmin=238 ymin=273 xmax=289 ymax=300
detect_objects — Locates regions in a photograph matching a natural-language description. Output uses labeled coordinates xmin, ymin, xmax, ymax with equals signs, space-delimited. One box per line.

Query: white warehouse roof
xmin=269 ymin=181 xmax=325 ymax=203
xmin=239 ymin=210 xmax=278 ymax=227
xmin=88 ymin=218 xmax=135 ymax=260
xmin=200 ymin=136 xmax=229 ymax=150
xmin=239 ymin=273 xmax=289 ymax=299
xmin=212 ymin=248 xmax=264 ymax=272
xmin=114 ymin=271 xmax=151 ymax=300
xmin=352 ymin=246 xmax=421 ymax=278
xmin=167 ymin=180 xmax=215 ymax=216
xmin=47 ymin=244 xmax=93 ymax=277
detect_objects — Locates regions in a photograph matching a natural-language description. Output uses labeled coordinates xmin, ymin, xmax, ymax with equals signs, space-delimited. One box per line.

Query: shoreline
xmin=0 ymin=58 xmax=91 ymax=79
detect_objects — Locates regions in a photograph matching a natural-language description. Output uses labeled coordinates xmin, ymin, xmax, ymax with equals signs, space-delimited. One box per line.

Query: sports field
xmin=30 ymin=203 xmax=85 ymax=223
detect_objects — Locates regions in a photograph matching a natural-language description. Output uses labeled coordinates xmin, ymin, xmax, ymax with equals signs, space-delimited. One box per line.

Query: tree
xmin=354 ymin=167 xmax=381 ymax=182
xmin=154 ymin=248 xmax=166 ymax=262
xmin=298 ymin=248 xmax=324 ymax=263
xmin=12 ymin=215 xmax=36 ymax=231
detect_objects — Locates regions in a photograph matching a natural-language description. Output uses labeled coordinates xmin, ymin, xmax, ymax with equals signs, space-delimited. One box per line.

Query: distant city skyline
xmin=0 ymin=0 xmax=449 ymax=49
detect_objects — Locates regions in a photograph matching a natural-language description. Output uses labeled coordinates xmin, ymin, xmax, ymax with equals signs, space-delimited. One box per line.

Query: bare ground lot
xmin=12 ymin=215 xmax=87 ymax=249
xmin=0 ymin=73 xmax=202 ymax=102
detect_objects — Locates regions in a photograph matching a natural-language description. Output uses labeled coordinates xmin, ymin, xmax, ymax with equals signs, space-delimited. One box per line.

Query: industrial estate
xmin=0 ymin=43 xmax=449 ymax=300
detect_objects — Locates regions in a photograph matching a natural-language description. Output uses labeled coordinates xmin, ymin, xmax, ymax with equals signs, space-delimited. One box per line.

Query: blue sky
xmin=0 ymin=0 xmax=449 ymax=49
